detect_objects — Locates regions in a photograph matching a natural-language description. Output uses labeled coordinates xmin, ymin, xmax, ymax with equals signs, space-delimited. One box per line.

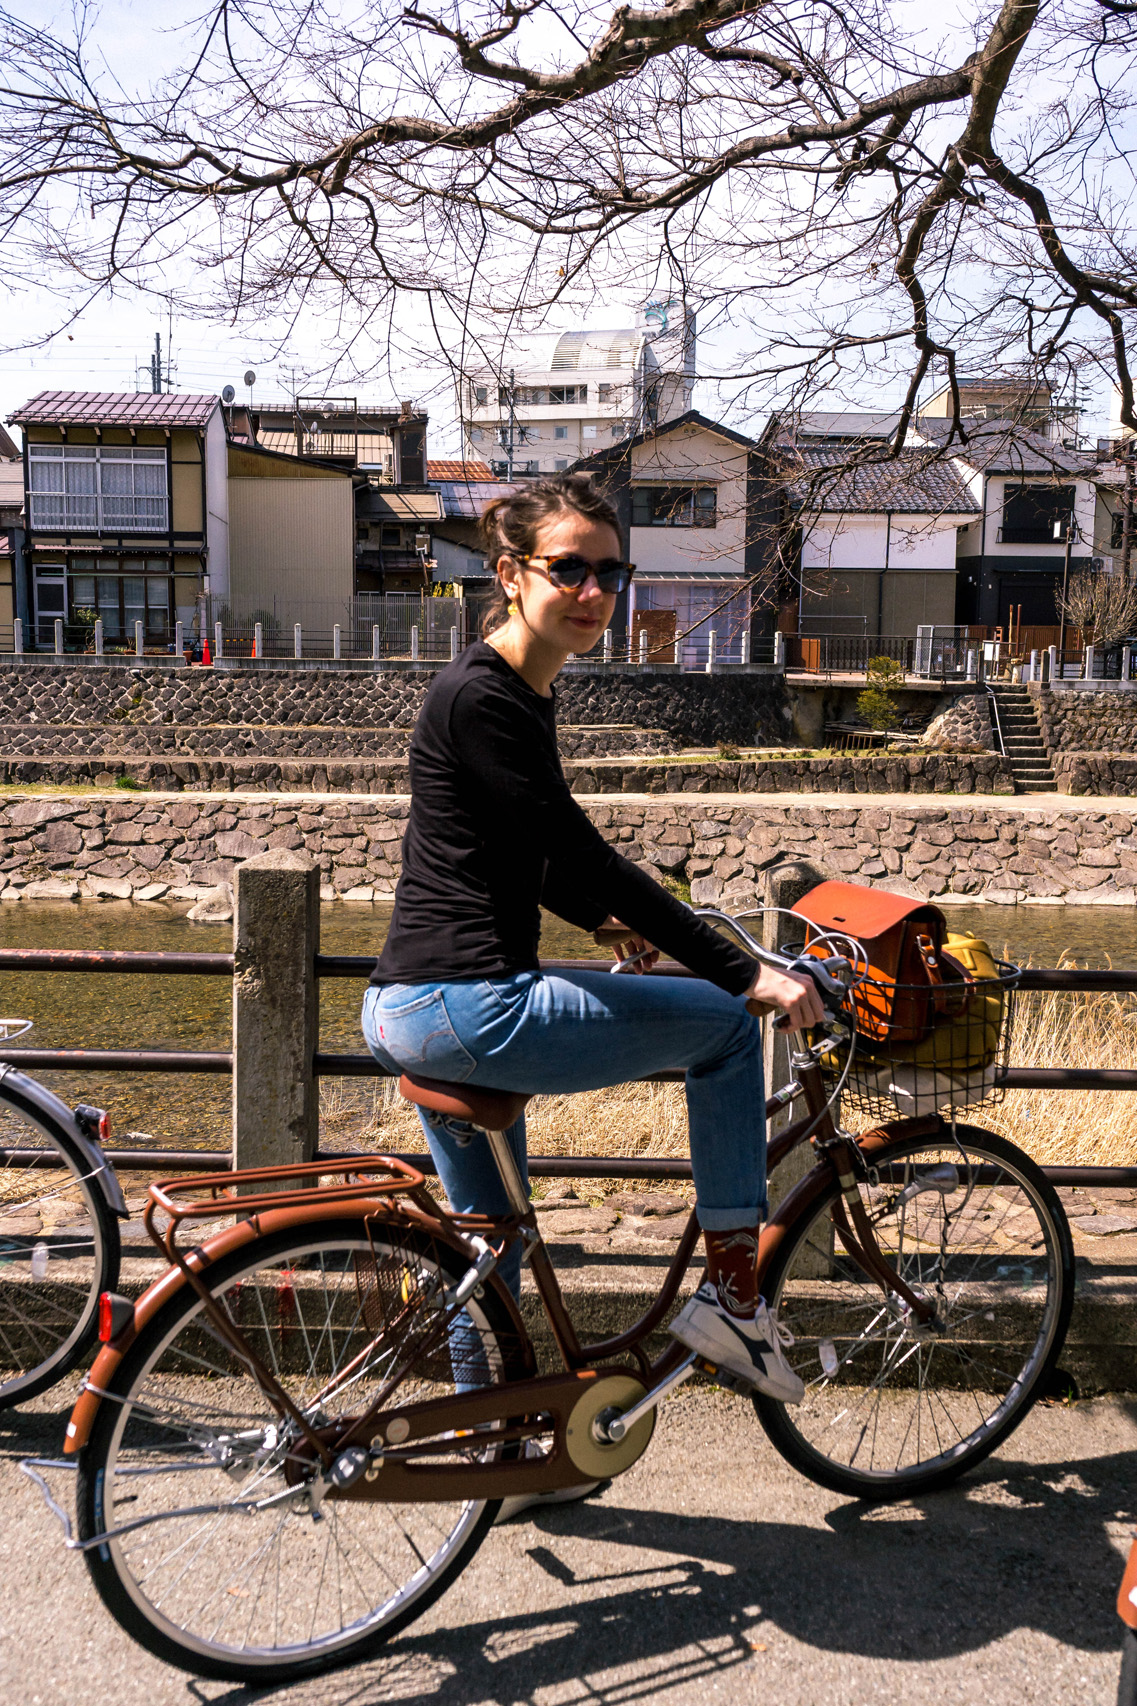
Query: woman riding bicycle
xmin=363 ymin=472 xmax=822 ymax=1407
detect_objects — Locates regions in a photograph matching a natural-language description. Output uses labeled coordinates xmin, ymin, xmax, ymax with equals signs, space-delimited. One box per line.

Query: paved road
xmin=2 ymin=1381 xmax=1134 ymax=1706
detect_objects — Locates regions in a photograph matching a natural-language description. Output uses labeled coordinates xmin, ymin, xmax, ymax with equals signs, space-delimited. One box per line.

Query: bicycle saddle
xmin=397 ymin=1072 xmax=530 ymax=1132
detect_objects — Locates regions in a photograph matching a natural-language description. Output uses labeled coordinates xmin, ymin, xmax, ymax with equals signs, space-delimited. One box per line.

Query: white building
xmin=460 ymin=309 xmax=695 ymax=477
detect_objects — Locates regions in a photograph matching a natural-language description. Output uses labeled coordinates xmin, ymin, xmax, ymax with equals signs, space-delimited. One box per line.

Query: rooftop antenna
xmin=243 ymin=368 xmax=257 ymax=412
xmin=221 ymin=385 xmax=236 ymax=405
xmin=149 ymin=332 xmax=163 ymax=394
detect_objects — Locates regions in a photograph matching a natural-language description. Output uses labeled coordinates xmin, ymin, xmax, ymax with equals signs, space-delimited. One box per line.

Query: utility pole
xmin=1056 ymin=508 xmax=1077 ymax=662
xmin=1122 ymin=439 xmax=1134 ymax=583
xmin=149 ymin=332 xmax=163 ymax=394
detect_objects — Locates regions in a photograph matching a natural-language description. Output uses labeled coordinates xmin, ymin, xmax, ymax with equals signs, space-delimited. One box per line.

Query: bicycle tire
xmin=78 ymin=1216 xmax=530 ymax=1684
xmin=753 ymin=1124 xmax=1074 ymax=1500
xmin=1120 ymin=1628 xmax=1137 ymax=1706
xmin=0 ymin=1088 xmax=120 ymax=1408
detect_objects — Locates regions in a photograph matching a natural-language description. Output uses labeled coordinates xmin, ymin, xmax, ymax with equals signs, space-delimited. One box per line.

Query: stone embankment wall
xmin=1032 ymin=686 xmax=1137 ymax=753
xmin=0 ymin=663 xmax=788 ymax=751
xmin=1054 ymin=754 xmax=1137 ymax=795
xmin=4 ymin=791 xmax=1136 ymax=906
xmin=921 ymin=691 xmax=995 ymax=751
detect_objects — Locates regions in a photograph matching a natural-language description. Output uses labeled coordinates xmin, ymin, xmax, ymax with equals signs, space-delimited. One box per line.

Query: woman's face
xmin=499 ymin=510 xmax=622 ymax=655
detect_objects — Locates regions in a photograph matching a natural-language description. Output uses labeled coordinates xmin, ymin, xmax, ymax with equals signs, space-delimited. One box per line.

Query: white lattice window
xmin=29 ymin=445 xmax=168 ymax=533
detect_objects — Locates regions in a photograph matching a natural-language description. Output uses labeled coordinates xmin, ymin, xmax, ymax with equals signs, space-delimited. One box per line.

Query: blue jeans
xmin=362 ymin=970 xmax=765 ymax=1299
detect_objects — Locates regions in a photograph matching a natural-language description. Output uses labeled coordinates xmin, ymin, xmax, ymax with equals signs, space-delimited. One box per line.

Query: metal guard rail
xmin=1 ymin=950 xmax=1136 ymax=1186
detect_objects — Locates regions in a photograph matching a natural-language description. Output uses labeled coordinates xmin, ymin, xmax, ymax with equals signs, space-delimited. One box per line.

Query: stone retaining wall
xmin=1054 ymin=753 xmax=1137 ymax=795
xmin=568 ymin=752 xmax=1014 ymax=796
xmin=0 ymin=662 xmax=788 ymax=748
xmin=4 ymin=790 xmax=1135 ymax=906
xmin=1032 ymin=686 xmax=1137 ymax=753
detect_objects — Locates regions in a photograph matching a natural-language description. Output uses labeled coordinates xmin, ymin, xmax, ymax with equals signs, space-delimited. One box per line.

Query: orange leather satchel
xmin=791 ymin=880 xmax=968 ymax=1044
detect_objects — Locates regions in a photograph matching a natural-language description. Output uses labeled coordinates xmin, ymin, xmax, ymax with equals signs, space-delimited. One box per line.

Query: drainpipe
xmin=877 ymin=511 xmax=891 ymax=643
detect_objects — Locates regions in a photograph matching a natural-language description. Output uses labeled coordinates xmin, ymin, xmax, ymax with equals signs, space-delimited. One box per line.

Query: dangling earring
xmin=507 ymin=600 xmax=518 ymax=616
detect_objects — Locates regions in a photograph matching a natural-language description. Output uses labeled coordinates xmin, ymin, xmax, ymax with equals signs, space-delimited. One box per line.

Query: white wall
xmin=801 ymin=512 xmax=963 ymax=571
xmin=204 ymin=407 xmax=230 ymax=602
xmin=955 ymin=473 xmax=1096 ymax=560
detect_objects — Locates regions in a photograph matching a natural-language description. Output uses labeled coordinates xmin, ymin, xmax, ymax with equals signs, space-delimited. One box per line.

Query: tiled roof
xmin=427 ymin=460 xmax=494 ymax=481
xmin=0 ymin=425 xmax=19 ymax=459
xmin=914 ymin=419 xmax=1093 ymax=476
xmin=435 ymin=479 xmax=521 ymax=519
xmin=8 ymin=390 xmax=219 ymax=428
xmin=782 ymin=447 xmax=981 ymax=514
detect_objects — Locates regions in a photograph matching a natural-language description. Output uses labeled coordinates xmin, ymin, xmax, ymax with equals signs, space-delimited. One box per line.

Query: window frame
xmin=28 ymin=443 xmax=169 ymax=534
xmin=630 ymin=485 xmax=718 ymax=529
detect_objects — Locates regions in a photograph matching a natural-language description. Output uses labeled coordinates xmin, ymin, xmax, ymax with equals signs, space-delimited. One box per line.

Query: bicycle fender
xmin=63 ymin=1200 xmax=530 ymax=1453
xmin=1120 ymin=1535 xmax=1137 ymax=1630
xmin=0 ymin=1065 xmax=127 ymax=1217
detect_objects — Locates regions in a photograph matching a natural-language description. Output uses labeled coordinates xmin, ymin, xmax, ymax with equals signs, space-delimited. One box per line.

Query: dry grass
xmin=319 ymin=965 xmax=1137 ymax=1185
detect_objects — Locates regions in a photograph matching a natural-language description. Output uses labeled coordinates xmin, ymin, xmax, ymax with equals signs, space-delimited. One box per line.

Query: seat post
xmin=483 ymin=1127 xmax=531 ymax=1216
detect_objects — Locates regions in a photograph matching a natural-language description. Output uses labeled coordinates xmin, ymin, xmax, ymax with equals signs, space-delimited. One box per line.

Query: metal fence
xmin=0 ymin=940 xmax=1134 ymax=1187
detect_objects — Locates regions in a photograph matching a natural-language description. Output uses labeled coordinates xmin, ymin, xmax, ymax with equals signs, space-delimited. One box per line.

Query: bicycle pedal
xmin=692 ymin=1357 xmax=754 ymax=1397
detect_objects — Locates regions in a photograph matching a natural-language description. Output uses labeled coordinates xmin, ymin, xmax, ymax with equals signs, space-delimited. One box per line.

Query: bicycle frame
xmin=63 ymin=1055 xmax=946 ymax=1509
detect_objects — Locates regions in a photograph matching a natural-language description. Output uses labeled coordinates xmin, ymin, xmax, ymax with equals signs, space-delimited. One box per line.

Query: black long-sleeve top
xmin=372 ymin=641 xmax=756 ymax=995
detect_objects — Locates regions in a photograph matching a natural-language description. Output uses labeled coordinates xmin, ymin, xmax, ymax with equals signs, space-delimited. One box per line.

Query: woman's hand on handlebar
xmin=745 ymin=963 xmax=827 ymax=1033
xmin=597 ymin=916 xmax=659 ymax=974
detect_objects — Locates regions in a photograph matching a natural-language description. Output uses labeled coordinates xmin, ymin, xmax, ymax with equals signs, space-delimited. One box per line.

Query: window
xmin=523 ymin=460 xmax=540 ymax=475
xmin=1000 ymin=484 xmax=1076 ymax=545
xmin=583 ymin=425 xmax=597 ymax=440
xmin=554 ymin=426 xmax=568 ymax=440
xmin=548 ymin=385 xmax=586 ymax=406
xmin=472 ymin=385 xmax=488 ymax=406
xmin=1111 ymin=508 xmax=1135 ymax=551
xmin=471 ymin=427 xmax=485 ymax=443
xmin=381 ymin=526 xmax=401 ymax=546
xmin=28 ymin=444 xmax=168 ymax=533
xmin=70 ymin=558 xmax=171 ymax=641
xmin=598 ymin=383 xmax=612 ymax=404
xmin=554 ymin=459 xmax=569 ymax=471
xmin=631 ymin=486 xmax=717 ymax=528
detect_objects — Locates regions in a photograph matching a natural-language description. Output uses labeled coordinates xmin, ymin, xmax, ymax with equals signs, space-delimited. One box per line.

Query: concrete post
xmin=602 ymin=629 xmax=612 ymax=664
xmin=773 ymin=631 xmax=785 ymax=671
xmin=762 ymin=858 xmax=834 ymax=1267
xmin=294 ymin=622 xmax=303 ymax=660
xmin=1084 ymin=644 xmax=1094 ymax=680
xmin=706 ymin=629 xmax=717 ymax=674
xmin=1049 ymin=643 xmax=1059 ymax=683
xmin=54 ymin=618 xmax=63 ymax=656
xmin=741 ymin=630 xmax=751 ymax=667
xmin=134 ymin=620 xmax=144 ymax=658
xmin=372 ymin=624 xmax=381 ymax=662
xmin=214 ymin=621 xmax=224 ymax=661
xmin=1029 ymin=648 xmax=1038 ymax=682
xmin=333 ymin=623 xmax=342 ymax=660
xmin=411 ymin=625 xmax=420 ymax=662
xmin=1124 ymin=644 xmax=1132 ymax=684
xmin=232 ymin=849 xmax=320 ymax=1175
xmin=254 ymin=621 xmax=262 ymax=660
xmin=93 ymin=619 xmax=103 ymax=658
xmin=13 ymin=617 xmax=22 ymax=656
xmin=638 ymin=629 xmax=648 ymax=664
xmin=450 ymin=625 xmax=459 ymax=661
xmin=174 ymin=619 xmax=183 ymax=658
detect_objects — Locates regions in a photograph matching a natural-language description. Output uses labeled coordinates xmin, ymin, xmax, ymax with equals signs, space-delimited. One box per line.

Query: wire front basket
xmin=823 ymin=961 xmax=1020 ymax=1121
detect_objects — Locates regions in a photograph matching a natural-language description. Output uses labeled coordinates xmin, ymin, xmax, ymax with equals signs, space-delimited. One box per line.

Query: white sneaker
xmin=670 ymin=1283 xmax=806 ymax=1404
xmin=492 ymin=1438 xmax=604 ymax=1524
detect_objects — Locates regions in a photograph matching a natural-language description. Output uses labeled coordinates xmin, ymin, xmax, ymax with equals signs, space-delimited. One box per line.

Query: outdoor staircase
xmin=989 ymin=684 xmax=1057 ymax=793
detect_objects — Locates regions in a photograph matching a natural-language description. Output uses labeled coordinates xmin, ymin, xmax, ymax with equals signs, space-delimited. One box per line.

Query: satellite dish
xmin=221 ymin=385 xmax=236 ymax=404
xmin=308 ymin=420 xmax=320 ymax=435
xmin=243 ymin=369 xmax=257 ymax=388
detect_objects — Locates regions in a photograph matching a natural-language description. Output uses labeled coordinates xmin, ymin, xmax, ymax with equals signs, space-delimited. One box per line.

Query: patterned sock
xmin=703 ymin=1225 xmax=762 ymax=1318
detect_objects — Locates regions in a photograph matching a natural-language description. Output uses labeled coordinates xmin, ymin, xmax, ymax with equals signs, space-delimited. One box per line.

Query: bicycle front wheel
xmin=754 ymin=1124 xmax=1074 ymax=1500
xmin=0 ymin=1088 xmax=120 ymax=1408
xmin=77 ymin=1217 xmax=530 ymax=1684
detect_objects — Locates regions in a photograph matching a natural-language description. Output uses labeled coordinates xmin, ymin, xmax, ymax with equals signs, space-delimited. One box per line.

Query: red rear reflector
xmin=98 ymin=1112 xmax=111 ymax=1144
xmin=98 ymin=1292 xmax=133 ymax=1343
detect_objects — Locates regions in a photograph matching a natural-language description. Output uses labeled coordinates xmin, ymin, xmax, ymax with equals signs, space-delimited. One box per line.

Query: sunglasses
xmin=520 ymin=553 xmax=635 ymax=594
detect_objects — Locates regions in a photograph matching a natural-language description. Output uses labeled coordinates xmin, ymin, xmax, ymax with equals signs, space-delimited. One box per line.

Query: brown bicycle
xmin=50 ymin=913 xmax=1073 ymax=1684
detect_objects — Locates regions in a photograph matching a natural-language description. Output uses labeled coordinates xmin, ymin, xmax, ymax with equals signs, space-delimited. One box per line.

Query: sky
xmin=0 ymin=0 xmax=1121 ymax=454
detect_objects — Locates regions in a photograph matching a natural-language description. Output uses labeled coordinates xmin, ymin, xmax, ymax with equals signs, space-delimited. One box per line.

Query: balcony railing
xmin=28 ymin=495 xmax=169 ymax=534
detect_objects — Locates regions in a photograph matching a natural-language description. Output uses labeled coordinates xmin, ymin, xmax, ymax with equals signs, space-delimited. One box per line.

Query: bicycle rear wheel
xmin=77 ymin=1217 xmax=530 ymax=1684
xmin=0 ymin=1085 xmax=120 ymax=1407
xmin=753 ymin=1124 xmax=1074 ymax=1500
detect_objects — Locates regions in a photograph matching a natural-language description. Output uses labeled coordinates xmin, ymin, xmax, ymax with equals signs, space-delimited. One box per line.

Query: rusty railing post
xmin=232 ymin=849 xmax=320 ymax=1174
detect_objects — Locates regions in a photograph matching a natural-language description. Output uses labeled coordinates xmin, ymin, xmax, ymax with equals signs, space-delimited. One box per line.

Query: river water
xmin=0 ymin=899 xmax=1131 ymax=1151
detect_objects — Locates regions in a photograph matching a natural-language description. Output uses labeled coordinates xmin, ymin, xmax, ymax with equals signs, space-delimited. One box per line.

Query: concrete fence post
xmin=134 ymin=620 xmax=144 ymax=658
xmin=1029 ymin=648 xmax=1039 ymax=682
xmin=294 ymin=623 xmax=303 ymax=660
xmin=411 ymin=625 xmax=420 ymax=662
xmin=602 ymin=629 xmax=612 ymax=664
xmin=232 ymin=849 xmax=320 ymax=1174
xmin=705 ymin=629 xmax=717 ymax=674
xmin=1084 ymin=644 xmax=1094 ymax=681
xmin=1049 ymin=643 xmax=1059 ymax=683
xmin=450 ymin=625 xmax=459 ymax=661
xmin=174 ymin=619 xmax=183 ymax=658
xmin=333 ymin=623 xmax=342 ymax=660
xmin=638 ymin=628 xmax=648 ymax=664
xmin=93 ymin=619 xmax=103 ymax=658
xmin=12 ymin=617 xmax=22 ymax=656
xmin=54 ymin=618 xmax=63 ymax=656
xmin=372 ymin=624 xmax=381 ymax=662
xmin=254 ymin=621 xmax=263 ymax=660
xmin=214 ymin=621 xmax=224 ymax=662
xmin=741 ymin=630 xmax=751 ymax=667
xmin=773 ymin=632 xmax=785 ymax=671
xmin=1124 ymin=644 xmax=1132 ymax=684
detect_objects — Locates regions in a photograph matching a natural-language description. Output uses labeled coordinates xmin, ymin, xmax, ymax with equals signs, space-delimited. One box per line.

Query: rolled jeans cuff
xmin=695 ymin=1203 xmax=766 ymax=1232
